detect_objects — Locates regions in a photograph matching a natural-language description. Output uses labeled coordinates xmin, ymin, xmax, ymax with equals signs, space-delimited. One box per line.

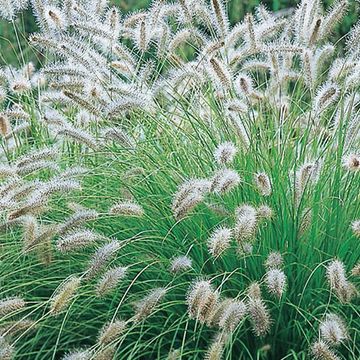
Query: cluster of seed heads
xmin=0 ymin=0 xmax=359 ymax=358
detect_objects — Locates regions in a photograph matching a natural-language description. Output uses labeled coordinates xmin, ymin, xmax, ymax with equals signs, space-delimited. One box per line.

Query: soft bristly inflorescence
xmin=109 ymin=201 xmax=144 ymax=216
xmin=257 ymin=205 xmax=274 ymax=221
xmin=0 ymin=335 xmax=15 ymax=360
xmin=170 ymin=255 xmax=192 ymax=273
xmin=265 ymin=269 xmax=287 ymax=299
xmin=62 ymin=349 xmax=92 ymax=360
xmin=0 ymin=319 xmax=37 ymax=337
xmin=207 ymin=226 xmax=232 ymax=258
xmin=351 ymin=262 xmax=360 ymax=277
xmin=186 ymin=280 xmax=219 ymax=325
xmin=247 ymin=282 xmax=262 ymax=300
xmin=214 ymin=142 xmax=237 ymax=165
xmin=97 ymin=320 xmax=127 ymax=345
xmin=247 ymin=288 xmax=271 ymax=337
xmin=326 ymin=259 xmax=357 ymax=303
xmin=96 ymin=266 xmax=128 ymax=296
xmin=57 ymin=208 xmax=99 ymax=236
xmin=351 ymin=220 xmax=360 ymax=237
xmin=210 ymin=168 xmax=241 ymax=194
xmin=218 ymin=300 xmax=247 ymax=333
xmin=0 ymin=297 xmax=25 ymax=316
xmin=172 ymin=179 xmax=211 ymax=219
xmin=310 ymin=340 xmax=341 ymax=360
xmin=50 ymin=276 xmax=81 ymax=315
xmin=86 ymin=241 xmax=122 ymax=279
xmin=56 ymin=229 xmax=102 ymax=252
xmin=234 ymin=204 xmax=258 ymax=252
xmin=327 ymin=260 xmax=347 ymax=288
xmin=264 ymin=252 xmax=283 ymax=270
xmin=342 ymin=153 xmax=360 ymax=171
xmin=133 ymin=287 xmax=167 ymax=322
xmin=204 ymin=333 xmax=226 ymax=360
xmin=319 ymin=313 xmax=348 ymax=346
xmin=254 ymin=172 xmax=272 ymax=196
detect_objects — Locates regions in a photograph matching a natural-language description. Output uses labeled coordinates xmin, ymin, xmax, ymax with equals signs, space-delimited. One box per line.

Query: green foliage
xmin=0 ymin=0 xmax=359 ymax=359
xmin=1 ymin=94 xmax=359 ymax=359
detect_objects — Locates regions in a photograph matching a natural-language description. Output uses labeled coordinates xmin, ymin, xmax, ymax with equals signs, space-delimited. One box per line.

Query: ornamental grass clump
xmin=0 ymin=0 xmax=359 ymax=358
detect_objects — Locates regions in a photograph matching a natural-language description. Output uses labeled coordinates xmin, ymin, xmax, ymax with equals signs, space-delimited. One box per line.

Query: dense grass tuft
xmin=0 ymin=0 xmax=359 ymax=359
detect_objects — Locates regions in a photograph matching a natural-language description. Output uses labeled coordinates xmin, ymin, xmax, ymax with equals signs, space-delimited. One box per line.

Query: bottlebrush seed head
xmin=247 ymin=282 xmax=262 ymax=299
xmin=133 ymin=287 xmax=167 ymax=322
xmin=96 ymin=266 xmax=128 ymax=296
xmin=62 ymin=349 xmax=92 ymax=360
xmin=109 ymin=201 xmax=144 ymax=217
xmin=346 ymin=21 xmax=360 ymax=52
xmin=186 ymin=280 xmax=219 ymax=325
xmin=93 ymin=346 xmax=116 ymax=360
xmin=265 ymin=269 xmax=287 ymax=299
xmin=313 ymin=83 xmax=340 ymax=114
xmin=299 ymin=207 xmax=313 ymax=236
xmin=210 ymin=0 xmax=229 ymax=37
xmin=234 ymin=205 xmax=257 ymax=242
xmin=236 ymin=73 xmax=255 ymax=96
xmin=9 ymin=77 xmax=31 ymax=94
xmin=319 ymin=313 xmax=348 ymax=346
xmin=320 ymin=0 xmax=349 ymax=40
xmin=170 ymin=255 xmax=192 ymax=273
xmin=86 ymin=241 xmax=122 ymax=279
xmin=172 ymin=179 xmax=211 ymax=219
xmin=173 ymin=191 xmax=204 ymax=220
xmin=351 ymin=220 xmax=360 ymax=237
xmin=167 ymin=349 xmax=181 ymax=360
xmin=0 ymin=87 xmax=6 ymax=103
xmin=247 ymin=297 xmax=271 ymax=337
xmin=310 ymin=341 xmax=340 ymax=360
xmin=218 ymin=300 xmax=247 ymax=333
xmin=239 ymin=241 xmax=253 ymax=255
xmin=342 ymin=153 xmax=360 ymax=171
xmin=0 ymin=114 xmax=11 ymax=136
xmin=350 ymin=259 xmax=360 ymax=277
xmin=0 ymin=297 xmax=25 ymax=316
xmin=44 ymin=6 xmax=67 ymax=30
xmin=326 ymin=259 xmax=357 ymax=303
xmin=254 ymin=172 xmax=272 ymax=196
xmin=23 ymin=61 xmax=35 ymax=79
xmin=56 ymin=126 xmax=99 ymax=150
xmin=207 ymin=298 xmax=234 ymax=327
xmin=257 ymin=205 xmax=274 ymax=220
xmin=0 ymin=335 xmax=15 ymax=360
xmin=102 ymin=126 xmax=136 ymax=148
xmin=98 ymin=319 xmax=126 ymax=345
xmin=326 ymin=259 xmax=347 ymax=290
xmin=0 ymin=319 xmax=37 ymax=337
xmin=214 ymin=142 xmax=237 ymax=165
xmin=56 ymin=230 xmax=101 ymax=252
xmin=295 ymin=161 xmax=322 ymax=200
xmin=172 ymin=179 xmax=211 ymax=210
xmin=264 ymin=252 xmax=283 ymax=270
xmin=58 ymin=166 xmax=89 ymax=180
xmin=211 ymin=168 xmax=241 ymax=194
xmin=169 ymin=29 xmax=198 ymax=54
xmin=57 ymin=209 xmax=98 ymax=236
xmin=204 ymin=333 xmax=225 ymax=360
xmin=50 ymin=276 xmax=81 ymax=315
xmin=208 ymin=57 xmax=232 ymax=90
xmin=207 ymin=227 xmax=232 ymax=258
